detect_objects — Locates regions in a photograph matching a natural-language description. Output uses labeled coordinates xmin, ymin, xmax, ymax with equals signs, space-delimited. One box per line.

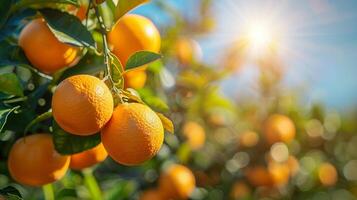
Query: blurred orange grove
xmin=230 ymin=181 xmax=251 ymax=199
xmin=263 ymin=114 xmax=296 ymax=145
xmin=159 ymin=164 xmax=196 ymax=199
xmin=238 ymin=130 xmax=259 ymax=148
xmin=139 ymin=189 xmax=165 ymax=200
xmin=182 ymin=121 xmax=206 ymax=150
xmin=174 ymin=37 xmax=202 ymax=65
xmin=318 ymin=162 xmax=338 ymax=187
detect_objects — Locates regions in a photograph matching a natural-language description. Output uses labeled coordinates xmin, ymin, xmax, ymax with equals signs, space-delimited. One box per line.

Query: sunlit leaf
xmin=156 ymin=112 xmax=174 ymax=134
xmin=109 ymin=52 xmax=124 ymax=88
xmin=0 ymin=73 xmax=23 ymax=97
xmin=125 ymin=51 xmax=162 ymax=70
xmin=52 ymin=120 xmax=101 ymax=155
xmin=40 ymin=8 xmax=95 ymax=48
xmin=114 ymin=0 xmax=150 ymax=21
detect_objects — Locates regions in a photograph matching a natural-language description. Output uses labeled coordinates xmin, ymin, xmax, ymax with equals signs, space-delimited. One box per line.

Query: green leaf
xmin=109 ymin=52 xmax=124 ymax=88
xmin=156 ymin=112 xmax=174 ymax=134
xmin=137 ymin=88 xmax=168 ymax=112
xmin=0 ymin=186 xmax=22 ymax=200
xmin=59 ymin=53 xmax=105 ymax=81
xmin=52 ymin=120 xmax=101 ymax=155
xmin=56 ymin=188 xmax=77 ymax=199
xmin=0 ymin=0 xmax=13 ymax=29
xmin=40 ymin=8 xmax=95 ymax=48
xmin=11 ymin=0 xmax=78 ymax=14
xmin=0 ymin=73 xmax=23 ymax=97
xmin=114 ymin=0 xmax=150 ymax=21
xmin=125 ymin=51 xmax=162 ymax=70
xmin=24 ymin=111 xmax=52 ymax=134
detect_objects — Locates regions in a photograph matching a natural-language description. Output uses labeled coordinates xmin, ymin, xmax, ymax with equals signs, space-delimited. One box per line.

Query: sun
xmin=244 ymin=20 xmax=278 ymax=58
xmin=247 ymin=23 xmax=273 ymax=50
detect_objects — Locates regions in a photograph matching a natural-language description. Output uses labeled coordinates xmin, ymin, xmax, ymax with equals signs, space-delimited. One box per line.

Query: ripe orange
xmin=124 ymin=69 xmax=147 ymax=89
xmin=108 ymin=14 xmax=160 ymax=89
xmin=230 ymin=181 xmax=251 ymax=199
xmin=263 ymin=114 xmax=296 ymax=145
xmin=70 ymin=143 xmax=108 ymax=170
xmin=139 ymin=189 xmax=164 ymax=200
xmin=245 ymin=166 xmax=273 ymax=187
xmin=108 ymin=14 xmax=161 ymax=66
xmin=8 ymin=134 xmax=70 ymax=186
xmin=268 ymin=162 xmax=290 ymax=187
xmin=286 ymin=156 xmax=300 ymax=177
xmin=239 ymin=131 xmax=259 ymax=148
xmin=182 ymin=121 xmax=206 ymax=150
xmin=101 ymin=103 xmax=164 ymax=166
xmin=70 ymin=5 xmax=88 ymax=21
xmin=318 ymin=162 xmax=338 ymax=186
xmin=52 ymin=75 xmax=113 ymax=136
xmin=174 ymin=37 xmax=202 ymax=65
xmin=158 ymin=164 xmax=196 ymax=199
xmin=19 ymin=18 xmax=79 ymax=73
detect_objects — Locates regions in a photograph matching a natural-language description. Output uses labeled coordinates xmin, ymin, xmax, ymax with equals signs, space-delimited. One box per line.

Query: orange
xmin=174 ymin=37 xmax=202 ymax=65
xmin=52 ymin=75 xmax=113 ymax=136
xmin=158 ymin=164 xmax=196 ymax=199
xmin=286 ymin=156 xmax=300 ymax=177
xmin=263 ymin=114 xmax=296 ymax=145
xmin=318 ymin=162 xmax=338 ymax=186
xmin=239 ymin=131 xmax=259 ymax=148
xmin=182 ymin=121 xmax=206 ymax=150
xmin=108 ymin=14 xmax=161 ymax=66
xmin=19 ymin=18 xmax=79 ymax=73
xmin=101 ymin=103 xmax=164 ymax=166
xmin=268 ymin=162 xmax=290 ymax=187
xmin=245 ymin=166 xmax=273 ymax=187
xmin=108 ymin=14 xmax=161 ymax=89
xmin=139 ymin=189 xmax=165 ymax=200
xmin=8 ymin=134 xmax=70 ymax=186
xmin=70 ymin=143 xmax=108 ymax=170
xmin=124 ymin=69 xmax=147 ymax=89
xmin=230 ymin=181 xmax=251 ymax=200
xmin=68 ymin=3 xmax=88 ymax=21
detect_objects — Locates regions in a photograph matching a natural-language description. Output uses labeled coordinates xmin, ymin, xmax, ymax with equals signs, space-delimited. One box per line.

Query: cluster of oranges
xmin=239 ymin=114 xmax=298 ymax=188
xmin=230 ymin=113 xmax=338 ymax=198
xmin=139 ymin=164 xmax=196 ymax=200
xmin=8 ymin=10 xmax=165 ymax=187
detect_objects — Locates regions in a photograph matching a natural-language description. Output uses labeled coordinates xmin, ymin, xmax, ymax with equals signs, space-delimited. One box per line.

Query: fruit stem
xmin=42 ymin=184 xmax=55 ymax=200
xmin=83 ymin=168 xmax=102 ymax=200
xmin=2 ymin=96 xmax=28 ymax=104
xmin=92 ymin=2 xmax=115 ymax=86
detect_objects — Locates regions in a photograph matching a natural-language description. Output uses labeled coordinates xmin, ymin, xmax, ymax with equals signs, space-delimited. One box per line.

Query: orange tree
xmin=0 ymin=0 xmax=175 ymax=199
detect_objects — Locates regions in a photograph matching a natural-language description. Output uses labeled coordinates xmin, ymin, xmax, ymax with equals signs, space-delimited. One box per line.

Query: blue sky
xmin=134 ymin=0 xmax=357 ymax=111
